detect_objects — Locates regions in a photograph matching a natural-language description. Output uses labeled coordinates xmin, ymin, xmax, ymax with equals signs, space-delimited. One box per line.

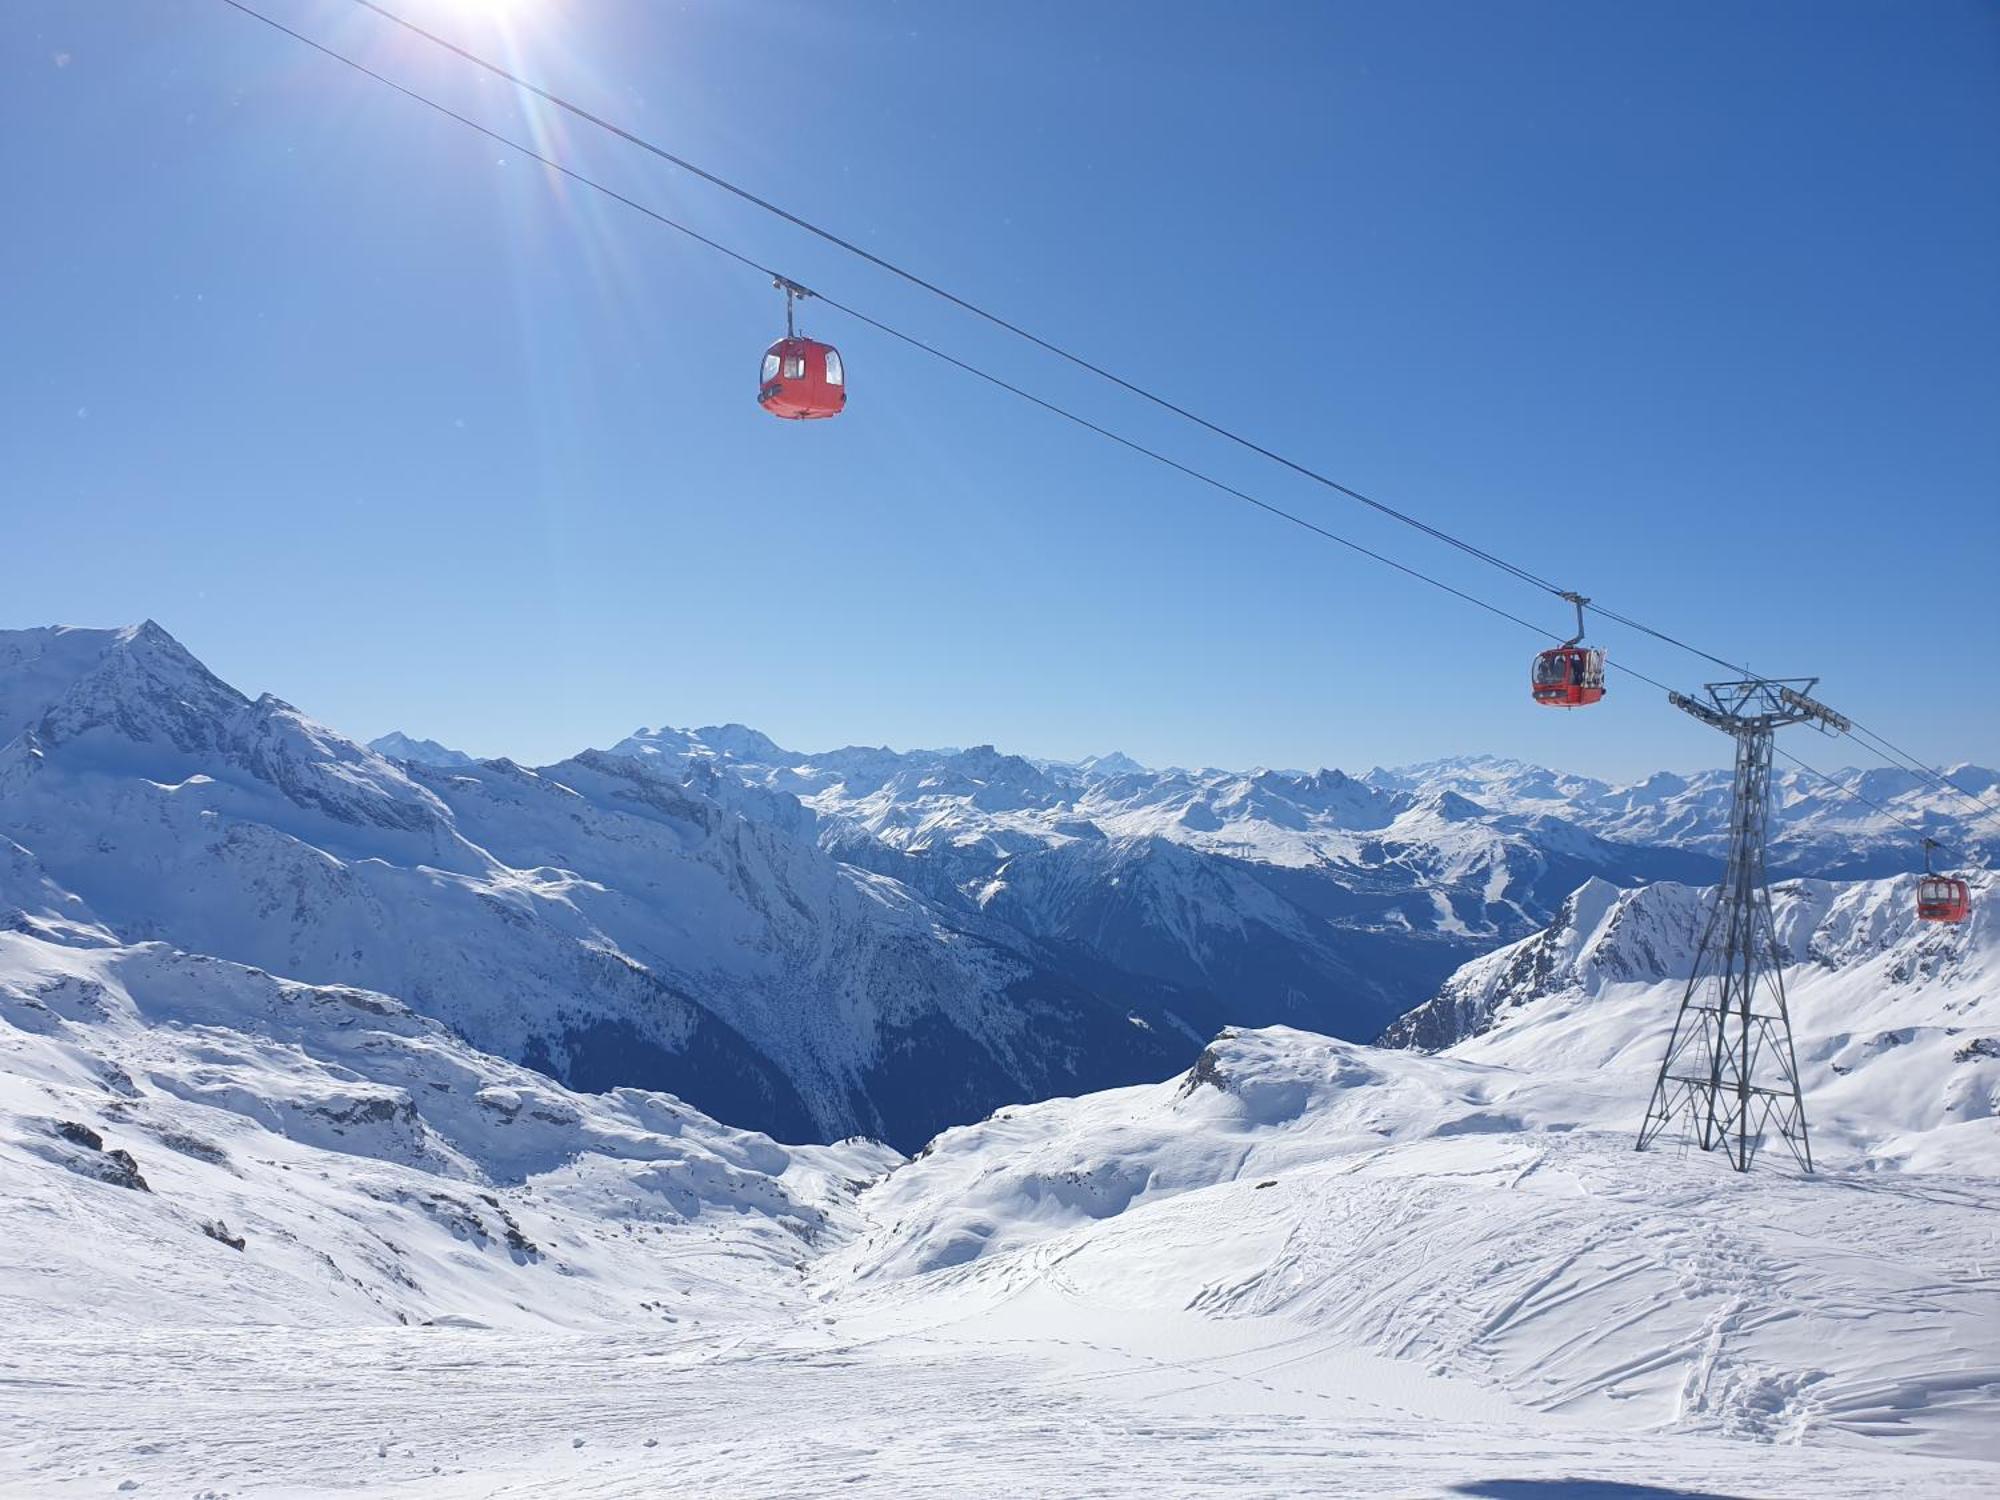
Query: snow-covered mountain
xmin=0 ymin=625 xmax=1206 ymax=1150
xmin=590 ymin=722 xmax=1994 ymax=1049
xmin=368 ymin=730 xmax=479 ymax=769
xmin=603 ymin=729 xmax=1722 ymax=1040
xmin=12 ymin=622 xmax=1984 ymax=1166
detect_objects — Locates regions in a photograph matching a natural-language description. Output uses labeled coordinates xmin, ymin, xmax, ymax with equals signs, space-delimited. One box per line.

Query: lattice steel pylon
xmin=1636 ymin=679 xmax=1851 ymax=1172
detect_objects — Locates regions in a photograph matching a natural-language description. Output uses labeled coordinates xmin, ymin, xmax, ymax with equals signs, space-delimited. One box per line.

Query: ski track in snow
xmin=6 ymin=1314 xmax=1997 ymax=1498
xmin=8 ymin=999 xmax=1997 ymax=1498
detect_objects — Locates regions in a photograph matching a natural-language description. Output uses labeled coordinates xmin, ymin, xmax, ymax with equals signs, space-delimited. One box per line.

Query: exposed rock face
xmin=54 ymin=1119 xmax=103 ymax=1151
xmin=44 ymin=1118 xmax=150 ymax=1191
xmin=1385 ymin=879 xmax=1686 ymax=1052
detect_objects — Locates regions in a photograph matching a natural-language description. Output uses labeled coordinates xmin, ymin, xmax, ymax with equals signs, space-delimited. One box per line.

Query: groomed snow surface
xmin=4 ymin=869 xmax=1997 ymax=1497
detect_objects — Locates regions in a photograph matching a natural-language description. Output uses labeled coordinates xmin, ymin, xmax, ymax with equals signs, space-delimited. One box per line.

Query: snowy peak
xmin=1237 ymin=766 xmax=1402 ymax=828
xmin=0 ymin=624 xmax=153 ymax=743
xmin=368 ymin=731 xmax=478 ymax=769
xmin=692 ymin=722 xmax=791 ymax=763
xmin=1072 ymin=750 xmax=1148 ymax=778
xmin=0 ymin=620 xmax=238 ymax=752
xmin=611 ymin=722 xmax=799 ymax=769
xmin=0 ymin=622 xmax=447 ymax=836
xmin=1400 ymin=789 xmax=1490 ymax=825
xmin=883 ymin=744 xmax=1064 ymax=812
xmin=1381 ymin=878 xmax=1703 ymax=1051
xmin=1077 ymin=764 xmax=1406 ymax=842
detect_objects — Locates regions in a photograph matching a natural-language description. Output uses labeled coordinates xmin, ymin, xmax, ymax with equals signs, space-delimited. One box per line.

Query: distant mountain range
xmin=1360 ymin=754 xmax=1999 ymax=878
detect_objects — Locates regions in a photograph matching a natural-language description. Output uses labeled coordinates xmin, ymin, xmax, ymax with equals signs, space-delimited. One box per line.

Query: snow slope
xmin=1 ymin=857 xmax=1995 ymax=1494
xmin=0 ymin=918 xmax=894 ymax=1336
xmin=1384 ymin=870 xmax=2000 ymax=1169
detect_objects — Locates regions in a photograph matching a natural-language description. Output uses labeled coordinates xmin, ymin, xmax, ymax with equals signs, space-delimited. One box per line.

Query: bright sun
xmin=430 ymin=0 xmax=538 ymax=36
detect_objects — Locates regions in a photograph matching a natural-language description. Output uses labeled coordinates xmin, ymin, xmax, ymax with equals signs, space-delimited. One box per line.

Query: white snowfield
xmin=3 ymin=850 xmax=1997 ymax=1494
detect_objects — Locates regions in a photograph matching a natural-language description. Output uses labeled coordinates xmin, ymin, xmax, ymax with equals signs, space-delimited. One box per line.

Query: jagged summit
xmin=1075 ymin=750 xmax=1147 ymax=777
xmin=1409 ymin=788 xmax=1490 ymax=823
xmin=368 ymin=731 xmax=478 ymax=769
xmin=0 ymin=620 xmax=216 ymax=744
xmin=0 ymin=621 xmax=445 ymax=837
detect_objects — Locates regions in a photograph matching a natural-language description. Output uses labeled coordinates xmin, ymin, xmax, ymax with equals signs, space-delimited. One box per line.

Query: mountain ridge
xmin=0 ymin=624 xmax=1208 ymax=1149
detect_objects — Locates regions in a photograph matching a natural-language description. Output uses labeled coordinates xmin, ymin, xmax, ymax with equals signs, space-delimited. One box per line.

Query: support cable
xmin=337 ymin=0 xmax=1570 ymax=598
xmin=1773 ymin=746 xmax=1962 ymax=854
xmin=1839 ymin=718 xmax=2000 ymax=840
xmin=215 ymin=0 xmax=1568 ymax=646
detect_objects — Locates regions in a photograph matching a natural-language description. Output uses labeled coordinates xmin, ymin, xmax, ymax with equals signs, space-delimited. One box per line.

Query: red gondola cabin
xmin=1532 ymin=646 xmax=1606 ymax=708
xmin=1917 ymin=875 xmax=1970 ymax=924
xmin=759 ymin=337 xmax=846 ymax=420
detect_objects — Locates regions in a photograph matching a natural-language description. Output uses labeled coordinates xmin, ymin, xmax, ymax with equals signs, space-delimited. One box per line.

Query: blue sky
xmin=4 ymin=0 xmax=1996 ymax=779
